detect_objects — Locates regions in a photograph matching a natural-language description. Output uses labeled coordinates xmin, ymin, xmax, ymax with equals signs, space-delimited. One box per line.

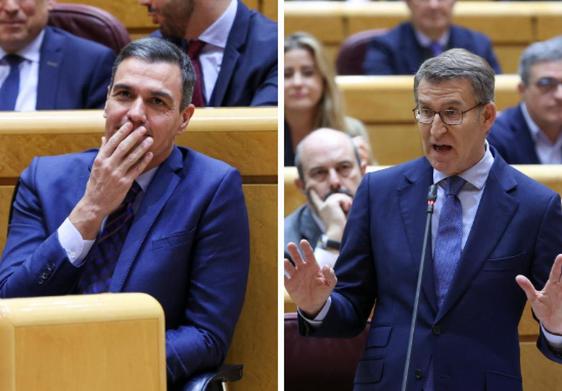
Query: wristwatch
xmin=319 ymin=234 xmax=341 ymax=251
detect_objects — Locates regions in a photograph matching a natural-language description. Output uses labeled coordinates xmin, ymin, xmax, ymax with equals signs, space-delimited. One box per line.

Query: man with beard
xmin=488 ymin=36 xmax=562 ymax=164
xmin=284 ymin=128 xmax=366 ymax=268
xmin=138 ymin=0 xmax=277 ymax=107
xmin=362 ymin=0 xmax=501 ymax=75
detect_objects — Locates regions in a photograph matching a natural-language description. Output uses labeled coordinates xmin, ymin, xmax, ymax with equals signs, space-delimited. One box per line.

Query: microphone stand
xmin=400 ymin=184 xmax=438 ymax=391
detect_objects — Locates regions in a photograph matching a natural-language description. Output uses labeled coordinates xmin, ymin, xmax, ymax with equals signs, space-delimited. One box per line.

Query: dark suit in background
xmin=0 ymin=146 xmax=250 ymax=389
xmin=301 ymin=153 xmax=562 ymax=390
xmin=487 ymin=105 xmax=541 ymax=164
xmin=36 ymin=26 xmax=115 ymax=109
xmin=154 ymin=2 xmax=277 ymax=107
xmin=363 ymin=22 xmax=501 ymax=75
xmin=284 ymin=204 xmax=322 ymax=259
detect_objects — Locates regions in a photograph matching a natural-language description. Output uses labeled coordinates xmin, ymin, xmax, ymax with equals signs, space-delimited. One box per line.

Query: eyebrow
xmin=418 ymin=99 xmax=464 ymax=107
xmin=112 ymin=83 xmax=174 ymax=102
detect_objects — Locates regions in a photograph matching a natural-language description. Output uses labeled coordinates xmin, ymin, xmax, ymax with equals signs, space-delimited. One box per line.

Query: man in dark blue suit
xmin=0 ymin=38 xmax=249 ymax=390
xmin=488 ymin=37 xmax=562 ymax=164
xmin=363 ymin=0 xmax=501 ymax=75
xmin=140 ymin=0 xmax=277 ymax=107
xmin=286 ymin=49 xmax=562 ymax=390
xmin=0 ymin=0 xmax=115 ymax=110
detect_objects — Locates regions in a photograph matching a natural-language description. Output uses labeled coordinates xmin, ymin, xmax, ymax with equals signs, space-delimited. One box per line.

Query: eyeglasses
xmin=412 ymin=103 xmax=483 ymax=125
xmin=534 ymin=77 xmax=562 ymax=93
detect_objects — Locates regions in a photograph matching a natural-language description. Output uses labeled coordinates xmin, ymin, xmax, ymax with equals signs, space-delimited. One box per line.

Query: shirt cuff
xmin=298 ymin=296 xmax=332 ymax=327
xmin=57 ymin=218 xmax=95 ymax=267
xmin=314 ymin=247 xmax=339 ymax=269
xmin=541 ymin=323 xmax=562 ymax=350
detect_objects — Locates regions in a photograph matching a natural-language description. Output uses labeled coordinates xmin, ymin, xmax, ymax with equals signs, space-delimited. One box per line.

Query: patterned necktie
xmin=430 ymin=41 xmax=444 ymax=57
xmin=0 ymin=54 xmax=24 ymax=111
xmin=77 ymin=182 xmax=142 ymax=293
xmin=433 ymin=176 xmax=465 ymax=307
xmin=187 ymin=39 xmax=206 ymax=107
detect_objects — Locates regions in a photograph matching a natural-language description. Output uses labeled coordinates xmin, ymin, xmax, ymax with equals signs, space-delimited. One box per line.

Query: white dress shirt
xmin=521 ymin=103 xmax=562 ymax=164
xmin=0 ymin=29 xmax=44 ymax=111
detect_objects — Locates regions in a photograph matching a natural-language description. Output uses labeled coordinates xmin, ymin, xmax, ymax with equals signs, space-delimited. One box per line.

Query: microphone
xmin=400 ymin=184 xmax=437 ymax=391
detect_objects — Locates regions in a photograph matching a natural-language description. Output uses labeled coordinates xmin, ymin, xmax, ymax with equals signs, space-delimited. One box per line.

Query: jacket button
xmin=432 ymin=325 xmax=441 ymax=335
xmin=415 ymin=369 xmax=423 ymax=380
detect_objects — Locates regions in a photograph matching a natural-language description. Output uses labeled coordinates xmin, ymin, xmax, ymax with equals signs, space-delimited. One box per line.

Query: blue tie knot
xmin=3 ymin=54 xmax=23 ymax=67
xmin=430 ymin=41 xmax=443 ymax=57
xmin=444 ymin=176 xmax=465 ymax=196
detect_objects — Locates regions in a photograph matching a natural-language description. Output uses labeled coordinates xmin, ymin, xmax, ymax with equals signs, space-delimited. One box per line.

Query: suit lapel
xmin=514 ymin=105 xmax=541 ymax=163
xmin=36 ymin=27 xmax=63 ymax=110
xmin=402 ymin=23 xmax=425 ymax=74
xmin=299 ymin=206 xmax=322 ymax=246
xmin=110 ymin=147 xmax=185 ymax=291
xmin=208 ymin=3 xmax=249 ymax=106
xmin=436 ymin=157 xmax=519 ymax=321
xmin=398 ymin=159 xmax=438 ymax=313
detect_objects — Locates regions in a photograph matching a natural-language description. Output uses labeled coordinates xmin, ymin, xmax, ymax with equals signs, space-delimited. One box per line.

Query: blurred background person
xmin=0 ymin=0 xmax=115 ymax=110
xmin=285 ymin=32 xmax=374 ymax=166
xmin=138 ymin=0 xmax=277 ymax=107
xmin=363 ymin=0 xmax=501 ymax=75
xmin=488 ymin=36 xmax=562 ymax=164
xmin=285 ymin=128 xmax=366 ymax=268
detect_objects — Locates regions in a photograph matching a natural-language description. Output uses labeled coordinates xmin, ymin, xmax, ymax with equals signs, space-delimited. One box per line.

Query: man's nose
xmin=127 ymin=97 xmax=147 ymax=124
xmin=429 ymin=113 xmax=447 ymax=138
xmin=1 ymin=0 xmax=20 ymax=12
xmin=328 ymin=169 xmax=342 ymax=190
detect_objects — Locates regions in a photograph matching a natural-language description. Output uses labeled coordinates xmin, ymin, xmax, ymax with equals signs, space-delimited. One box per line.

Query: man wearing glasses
xmin=488 ymin=37 xmax=562 ymax=164
xmin=285 ymin=49 xmax=562 ymax=390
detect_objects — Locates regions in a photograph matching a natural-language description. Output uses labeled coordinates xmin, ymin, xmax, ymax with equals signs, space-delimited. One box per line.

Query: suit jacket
xmin=36 ymin=26 xmax=115 ymax=109
xmin=301 ymin=153 xmax=562 ymax=390
xmin=487 ymin=104 xmax=541 ymax=164
xmin=363 ymin=22 xmax=501 ymax=75
xmin=0 ymin=146 xmax=250 ymax=389
xmin=284 ymin=204 xmax=322 ymax=259
xmin=154 ymin=1 xmax=277 ymax=107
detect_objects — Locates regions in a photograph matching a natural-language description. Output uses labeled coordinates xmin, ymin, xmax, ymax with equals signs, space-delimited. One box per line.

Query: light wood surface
xmin=285 ymin=1 xmax=562 ymax=74
xmin=0 ymin=293 xmax=165 ymax=391
xmin=0 ymin=107 xmax=277 ymax=391
xmin=335 ymin=75 xmax=520 ymax=165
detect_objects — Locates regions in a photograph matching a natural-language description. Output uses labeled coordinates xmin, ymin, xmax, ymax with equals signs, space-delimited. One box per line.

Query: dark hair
xmin=110 ymin=37 xmax=195 ymax=110
xmin=414 ymin=48 xmax=495 ymax=105
xmin=519 ymin=36 xmax=562 ymax=85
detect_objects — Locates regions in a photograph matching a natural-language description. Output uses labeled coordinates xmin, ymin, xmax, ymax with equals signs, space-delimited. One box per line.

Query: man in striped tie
xmin=0 ymin=37 xmax=250 ymax=390
xmin=285 ymin=49 xmax=562 ymax=390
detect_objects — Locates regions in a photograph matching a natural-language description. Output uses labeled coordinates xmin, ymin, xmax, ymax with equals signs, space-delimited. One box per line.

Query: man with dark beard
xmin=284 ymin=128 xmax=366 ymax=268
xmin=138 ymin=0 xmax=277 ymax=107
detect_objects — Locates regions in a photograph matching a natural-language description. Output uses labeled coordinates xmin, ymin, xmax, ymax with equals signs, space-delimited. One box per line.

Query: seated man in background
xmin=285 ymin=128 xmax=366 ymax=268
xmin=363 ymin=0 xmax=501 ymax=75
xmin=488 ymin=36 xmax=562 ymax=164
xmin=0 ymin=38 xmax=250 ymax=390
xmin=0 ymin=0 xmax=115 ymax=110
xmin=138 ymin=0 xmax=277 ymax=107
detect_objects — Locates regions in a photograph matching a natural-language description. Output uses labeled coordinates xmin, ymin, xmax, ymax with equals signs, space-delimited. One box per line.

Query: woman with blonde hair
xmin=284 ymin=32 xmax=373 ymax=166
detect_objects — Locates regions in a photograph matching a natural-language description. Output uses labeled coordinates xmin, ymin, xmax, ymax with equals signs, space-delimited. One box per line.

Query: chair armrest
xmin=182 ymin=364 xmax=243 ymax=391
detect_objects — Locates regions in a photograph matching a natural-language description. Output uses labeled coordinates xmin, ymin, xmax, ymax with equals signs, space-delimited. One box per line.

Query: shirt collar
xmin=414 ymin=28 xmax=449 ymax=49
xmin=0 ymin=29 xmax=44 ymax=63
xmin=433 ymin=140 xmax=494 ymax=191
xmin=198 ymin=0 xmax=237 ymax=49
xmin=520 ymin=102 xmax=562 ymax=146
xmin=135 ymin=166 xmax=158 ymax=192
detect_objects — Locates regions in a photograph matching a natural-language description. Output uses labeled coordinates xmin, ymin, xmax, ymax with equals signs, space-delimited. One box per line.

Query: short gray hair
xmin=414 ymin=48 xmax=495 ymax=105
xmin=519 ymin=36 xmax=562 ymax=86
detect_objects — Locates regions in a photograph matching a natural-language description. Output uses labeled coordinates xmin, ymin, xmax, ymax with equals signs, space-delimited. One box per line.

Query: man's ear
xmin=295 ymin=178 xmax=305 ymax=195
xmin=481 ymin=102 xmax=497 ymax=135
xmin=177 ymin=104 xmax=195 ymax=135
xmin=518 ymin=81 xmax=527 ymax=97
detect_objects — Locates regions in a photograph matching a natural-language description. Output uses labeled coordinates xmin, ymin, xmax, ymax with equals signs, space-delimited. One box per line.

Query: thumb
xmin=515 ymin=274 xmax=538 ymax=302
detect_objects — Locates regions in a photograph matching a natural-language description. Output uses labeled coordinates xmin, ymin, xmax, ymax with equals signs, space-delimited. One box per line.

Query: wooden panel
xmin=536 ymin=12 xmax=562 ymax=41
xmin=0 ymin=186 xmax=12 ymax=251
xmin=368 ymin=124 xmax=423 ymax=166
xmin=0 ymin=108 xmax=277 ymax=179
xmin=283 ymin=3 xmax=346 ymax=44
xmin=521 ymin=342 xmax=562 ymax=391
xmin=261 ymin=0 xmax=278 ymax=21
xmin=228 ymin=185 xmax=278 ymax=391
xmin=495 ymin=46 xmax=524 ymax=75
xmin=0 ymin=294 xmax=165 ymax=391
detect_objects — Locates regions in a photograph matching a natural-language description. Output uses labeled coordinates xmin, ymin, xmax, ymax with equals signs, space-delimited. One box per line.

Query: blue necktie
xmin=430 ymin=41 xmax=443 ymax=57
xmin=433 ymin=176 xmax=465 ymax=307
xmin=0 ymin=54 xmax=24 ymax=111
xmin=77 ymin=182 xmax=142 ymax=293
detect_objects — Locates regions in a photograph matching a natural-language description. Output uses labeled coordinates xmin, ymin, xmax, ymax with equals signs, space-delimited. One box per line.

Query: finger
xmin=548 ymin=254 xmax=562 ymax=282
xmin=308 ymin=188 xmax=322 ymax=214
xmin=287 ymin=242 xmax=305 ymax=267
xmin=100 ymin=122 xmax=134 ymax=158
xmin=111 ymin=126 xmax=150 ymax=163
xmin=339 ymin=197 xmax=353 ymax=214
xmin=515 ymin=274 xmax=539 ymax=302
xmin=121 ymin=137 xmax=154 ymax=174
xmin=126 ymin=151 xmax=154 ymax=180
xmin=284 ymin=259 xmax=296 ymax=280
xmin=300 ymin=239 xmax=317 ymax=264
xmin=321 ymin=266 xmax=337 ymax=288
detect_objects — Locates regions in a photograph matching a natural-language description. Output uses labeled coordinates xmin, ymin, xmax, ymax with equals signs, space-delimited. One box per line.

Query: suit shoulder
xmin=22 ymin=150 xmax=96 ymax=185
xmin=45 ymin=26 xmax=116 ymax=56
xmin=180 ymin=147 xmax=239 ymax=178
xmin=450 ymin=24 xmax=493 ymax=46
